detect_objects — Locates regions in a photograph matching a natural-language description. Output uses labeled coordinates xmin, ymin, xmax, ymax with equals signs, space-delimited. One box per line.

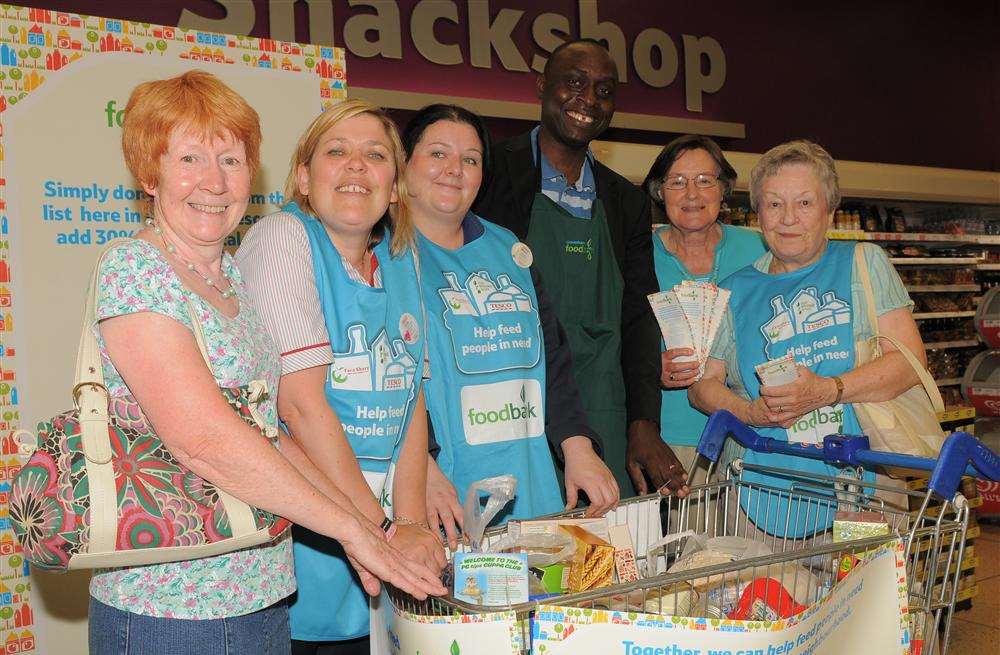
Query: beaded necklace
xmin=145 ymin=218 xmax=235 ymax=299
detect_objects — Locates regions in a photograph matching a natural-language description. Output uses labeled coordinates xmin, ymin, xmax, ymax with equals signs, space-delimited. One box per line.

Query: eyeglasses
xmin=662 ymin=173 xmax=720 ymax=191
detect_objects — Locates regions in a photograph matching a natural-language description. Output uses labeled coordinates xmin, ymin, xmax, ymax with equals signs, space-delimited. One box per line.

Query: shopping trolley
xmin=388 ymin=410 xmax=1000 ymax=655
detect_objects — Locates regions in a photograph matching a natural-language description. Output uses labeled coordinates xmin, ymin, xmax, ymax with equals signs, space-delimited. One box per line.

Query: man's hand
xmin=562 ymin=435 xmax=619 ymax=516
xmin=625 ymin=419 xmax=690 ymax=497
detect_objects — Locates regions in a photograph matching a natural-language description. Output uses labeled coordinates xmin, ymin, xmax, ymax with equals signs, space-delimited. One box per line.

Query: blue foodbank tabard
xmin=418 ymin=218 xmax=562 ymax=521
xmin=289 ymin=203 xmax=424 ymax=472
xmin=284 ymin=203 xmax=426 ymax=642
xmin=723 ymin=242 xmax=872 ymax=537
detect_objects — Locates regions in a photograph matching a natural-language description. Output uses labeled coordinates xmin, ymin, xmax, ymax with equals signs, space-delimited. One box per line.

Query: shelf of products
xmin=924 ymin=339 xmax=981 ymax=350
xmin=889 ymin=257 xmax=981 ymax=265
xmin=937 ymin=407 xmax=976 ymax=422
xmin=828 ymin=230 xmax=1000 ymax=245
xmin=913 ymin=311 xmax=978 ymax=320
xmin=906 ymin=285 xmax=980 ymax=293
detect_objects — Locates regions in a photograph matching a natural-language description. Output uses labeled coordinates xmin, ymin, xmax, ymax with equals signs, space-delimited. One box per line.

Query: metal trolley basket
xmin=389 ymin=411 xmax=1000 ymax=654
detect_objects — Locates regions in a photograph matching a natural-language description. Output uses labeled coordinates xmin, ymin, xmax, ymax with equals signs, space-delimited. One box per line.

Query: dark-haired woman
xmin=403 ymin=105 xmax=619 ymax=547
xmin=641 ymin=135 xmax=765 ymax=482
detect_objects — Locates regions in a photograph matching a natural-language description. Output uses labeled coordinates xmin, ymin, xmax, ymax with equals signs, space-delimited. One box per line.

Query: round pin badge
xmin=511 ymin=242 xmax=533 ymax=268
xmin=399 ymin=313 xmax=420 ymax=344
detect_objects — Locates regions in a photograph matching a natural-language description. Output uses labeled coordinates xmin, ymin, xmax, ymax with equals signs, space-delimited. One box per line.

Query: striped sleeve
xmin=235 ymin=212 xmax=334 ymax=376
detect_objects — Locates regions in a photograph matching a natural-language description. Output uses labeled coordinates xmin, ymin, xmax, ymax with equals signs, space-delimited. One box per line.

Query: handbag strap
xmin=75 ymin=239 xmax=214 ymax=464
xmin=853 ymin=244 xmax=945 ymax=412
xmin=78 ymin=239 xmax=260 ymax=553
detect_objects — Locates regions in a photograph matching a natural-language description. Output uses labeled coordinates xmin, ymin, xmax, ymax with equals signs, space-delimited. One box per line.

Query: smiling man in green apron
xmin=474 ymin=39 xmax=689 ymax=497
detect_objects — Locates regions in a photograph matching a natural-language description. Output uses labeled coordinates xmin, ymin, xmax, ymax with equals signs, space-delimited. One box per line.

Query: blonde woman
xmin=238 ymin=101 xmax=444 ymax=654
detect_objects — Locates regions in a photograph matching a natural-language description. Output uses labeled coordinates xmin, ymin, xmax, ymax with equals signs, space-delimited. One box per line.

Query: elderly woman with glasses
xmin=689 ymin=140 xmax=926 ymax=538
xmin=641 ymin=135 xmax=765 ymax=487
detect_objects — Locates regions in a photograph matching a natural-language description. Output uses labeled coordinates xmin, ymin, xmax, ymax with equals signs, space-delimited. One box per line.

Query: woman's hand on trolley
xmin=390 ymin=518 xmax=448 ymax=574
xmin=660 ymin=348 xmax=701 ymax=389
xmin=562 ymin=435 xmax=619 ymax=517
xmin=426 ymin=457 xmax=466 ymax=551
xmin=340 ymin=515 xmax=447 ymax=600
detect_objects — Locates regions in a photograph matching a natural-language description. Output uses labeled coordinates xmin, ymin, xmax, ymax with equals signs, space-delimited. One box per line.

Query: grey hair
xmin=749 ymin=140 xmax=840 ymax=213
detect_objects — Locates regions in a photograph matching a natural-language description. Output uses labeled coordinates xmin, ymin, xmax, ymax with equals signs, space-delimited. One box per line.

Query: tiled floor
xmin=949 ymin=520 xmax=1000 ymax=653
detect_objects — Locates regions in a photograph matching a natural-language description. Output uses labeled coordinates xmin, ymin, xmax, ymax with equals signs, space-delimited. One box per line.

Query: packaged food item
xmin=532 ymin=562 xmax=570 ymax=594
xmin=514 ymin=517 xmax=610 ymax=541
xmin=608 ymin=524 xmax=640 ymax=584
xmin=888 ymin=207 xmax=908 ymax=232
xmin=863 ymin=206 xmax=883 ymax=232
xmin=832 ymin=510 xmax=889 ymax=581
xmin=562 ymin=524 xmax=615 ymax=592
xmin=453 ymin=552 xmax=528 ymax=606
xmin=659 ymin=534 xmax=819 ymax=606
xmin=729 ymin=578 xmax=807 ymax=621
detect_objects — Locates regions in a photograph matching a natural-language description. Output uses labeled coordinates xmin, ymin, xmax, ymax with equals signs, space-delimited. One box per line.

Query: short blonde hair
xmin=122 ymin=70 xmax=261 ymax=195
xmin=285 ymin=100 xmax=413 ymax=255
xmin=749 ymin=140 xmax=840 ymax=213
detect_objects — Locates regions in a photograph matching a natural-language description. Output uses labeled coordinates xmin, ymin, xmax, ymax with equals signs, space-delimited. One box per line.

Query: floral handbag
xmin=9 ymin=242 xmax=290 ymax=571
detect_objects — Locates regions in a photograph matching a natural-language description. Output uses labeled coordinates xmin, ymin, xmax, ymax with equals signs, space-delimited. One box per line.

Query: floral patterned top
xmin=88 ymin=239 xmax=295 ymax=619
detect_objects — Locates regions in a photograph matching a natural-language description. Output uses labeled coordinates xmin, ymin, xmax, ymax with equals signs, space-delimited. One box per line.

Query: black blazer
xmin=473 ymin=131 xmax=662 ymax=426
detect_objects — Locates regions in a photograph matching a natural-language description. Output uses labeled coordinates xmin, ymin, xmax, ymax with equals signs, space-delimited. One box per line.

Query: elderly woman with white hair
xmin=689 ymin=140 xmax=927 ymax=537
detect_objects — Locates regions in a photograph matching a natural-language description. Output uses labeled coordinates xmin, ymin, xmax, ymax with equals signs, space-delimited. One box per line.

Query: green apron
xmin=526 ymin=192 xmax=630 ymax=494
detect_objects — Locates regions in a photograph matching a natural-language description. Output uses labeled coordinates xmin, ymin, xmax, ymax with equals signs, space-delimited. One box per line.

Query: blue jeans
xmin=89 ymin=597 xmax=290 ymax=655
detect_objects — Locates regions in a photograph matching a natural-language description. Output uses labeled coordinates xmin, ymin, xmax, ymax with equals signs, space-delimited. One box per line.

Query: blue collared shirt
xmin=530 ymin=126 xmax=596 ymax=220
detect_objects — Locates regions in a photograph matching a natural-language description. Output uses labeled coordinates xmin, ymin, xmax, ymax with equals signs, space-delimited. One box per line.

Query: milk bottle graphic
xmin=440 ymin=272 xmax=477 ymax=316
xmin=762 ymin=296 xmax=795 ymax=346
xmin=382 ymin=339 xmax=417 ymax=391
xmin=467 ymin=271 xmax=500 ymax=315
xmin=495 ymin=274 xmax=532 ymax=312
xmin=371 ymin=332 xmax=393 ymax=391
xmin=803 ymin=291 xmax=851 ymax=333
xmin=791 ymin=287 xmax=820 ymax=334
xmin=331 ymin=324 xmax=374 ymax=391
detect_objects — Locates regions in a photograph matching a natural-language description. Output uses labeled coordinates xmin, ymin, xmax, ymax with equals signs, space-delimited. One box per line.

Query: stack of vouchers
xmin=754 ymin=353 xmax=800 ymax=386
xmin=648 ymin=281 xmax=730 ymax=380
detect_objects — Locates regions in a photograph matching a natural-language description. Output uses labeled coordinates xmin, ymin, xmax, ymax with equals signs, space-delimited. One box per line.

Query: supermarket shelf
xmin=889 ymin=257 xmax=982 ymax=265
xmin=905 ymin=284 xmax=980 ymax=293
xmin=937 ymin=407 xmax=975 ymax=422
xmin=977 ymin=263 xmax=1000 ymax=270
xmin=924 ymin=339 xmax=981 ymax=349
xmin=827 ymin=230 xmax=1000 ymax=245
xmin=933 ymin=378 xmax=963 ymax=386
xmin=912 ymin=311 xmax=977 ymax=319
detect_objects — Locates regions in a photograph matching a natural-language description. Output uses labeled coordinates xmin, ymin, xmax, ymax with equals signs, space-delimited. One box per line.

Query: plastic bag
xmin=492 ymin=528 xmax=576 ymax=568
xmin=650 ymin=533 xmax=818 ymax=608
xmin=463 ymin=475 xmax=517 ymax=550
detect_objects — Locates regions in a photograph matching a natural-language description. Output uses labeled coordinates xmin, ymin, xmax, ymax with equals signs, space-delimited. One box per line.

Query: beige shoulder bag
xmin=852 ymin=244 xmax=946 ymax=458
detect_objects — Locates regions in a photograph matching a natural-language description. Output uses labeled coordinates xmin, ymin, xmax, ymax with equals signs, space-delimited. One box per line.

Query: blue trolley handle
xmin=697 ymin=410 xmax=1000 ymax=498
